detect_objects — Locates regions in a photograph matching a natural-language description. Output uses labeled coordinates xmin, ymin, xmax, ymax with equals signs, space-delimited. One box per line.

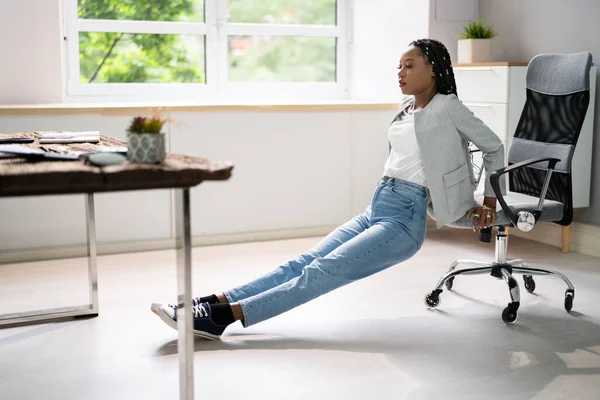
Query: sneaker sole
xmin=151 ymin=303 xmax=221 ymax=341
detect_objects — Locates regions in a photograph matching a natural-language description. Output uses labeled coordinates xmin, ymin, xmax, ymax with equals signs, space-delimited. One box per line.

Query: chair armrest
xmin=489 ymin=157 xmax=560 ymax=227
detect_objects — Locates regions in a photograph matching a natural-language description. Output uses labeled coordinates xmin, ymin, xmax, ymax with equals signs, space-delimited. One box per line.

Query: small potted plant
xmin=126 ymin=111 xmax=167 ymax=164
xmin=457 ymin=19 xmax=497 ymax=63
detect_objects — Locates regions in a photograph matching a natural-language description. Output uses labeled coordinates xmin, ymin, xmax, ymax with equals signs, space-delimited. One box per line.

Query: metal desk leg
xmin=0 ymin=193 xmax=99 ymax=326
xmin=175 ymin=188 xmax=194 ymax=400
xmin=86 ymin=193 xmax=99 ymax=314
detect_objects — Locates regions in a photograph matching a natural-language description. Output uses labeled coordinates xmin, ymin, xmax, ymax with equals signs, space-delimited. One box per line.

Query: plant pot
xmin=457 ymin=39 xmax=491 ymax=63
xmin=127 ymin=132 xmax=166 ymax=164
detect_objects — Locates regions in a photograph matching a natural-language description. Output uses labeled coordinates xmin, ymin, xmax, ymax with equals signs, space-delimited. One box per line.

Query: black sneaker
xmin=151 ymin=302 xmax=228 ymax=340
xmin=191 ymin=296 xmax=219 ymax=306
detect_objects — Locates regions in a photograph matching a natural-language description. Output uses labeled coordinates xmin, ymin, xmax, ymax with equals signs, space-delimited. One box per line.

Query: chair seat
xmin=443 ymin=192 xmax=564 ymax=229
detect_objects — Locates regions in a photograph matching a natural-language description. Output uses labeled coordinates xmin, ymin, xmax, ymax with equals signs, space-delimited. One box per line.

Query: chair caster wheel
xmin=424 ymin=291 xmax=441 ymax=308
xmin=502 ymin=303 xmax=519 ymax=324
xmin=523 ymin=275 xmax=536 ymax=293
xmin=565 ymin=290 xmax=574 ymax=312
xmin=445 ymin=277 xmax=454 ymax=291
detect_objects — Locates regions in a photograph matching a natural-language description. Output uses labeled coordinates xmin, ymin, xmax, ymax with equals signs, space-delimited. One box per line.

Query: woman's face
xmin=397 ymin=45 xmax=436 ymax=96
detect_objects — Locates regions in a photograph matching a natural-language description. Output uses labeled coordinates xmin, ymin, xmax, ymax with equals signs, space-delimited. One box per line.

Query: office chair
xmin=424 ymin=52 xmax=593 ymax=324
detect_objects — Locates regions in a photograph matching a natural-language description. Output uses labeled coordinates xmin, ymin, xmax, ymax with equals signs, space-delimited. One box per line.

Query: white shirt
xmin=382 ymin=112 xmax=428 ymax=187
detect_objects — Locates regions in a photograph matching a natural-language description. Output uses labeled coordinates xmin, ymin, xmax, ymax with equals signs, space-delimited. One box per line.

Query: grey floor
xmin=1 ymin=228 xmax=600 ymax=400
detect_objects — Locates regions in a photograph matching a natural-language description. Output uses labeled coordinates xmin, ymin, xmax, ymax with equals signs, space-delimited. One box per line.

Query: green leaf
xmin=460 ymin=19 xmax=496 ymax=39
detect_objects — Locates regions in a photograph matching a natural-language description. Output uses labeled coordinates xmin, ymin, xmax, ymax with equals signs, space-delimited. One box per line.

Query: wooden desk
xmin=0 ymin=132 xmax=234 ymax=400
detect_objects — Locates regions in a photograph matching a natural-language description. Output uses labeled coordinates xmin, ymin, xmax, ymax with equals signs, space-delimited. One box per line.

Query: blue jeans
xmin=224 ymin=178 xmax=429 ymax=327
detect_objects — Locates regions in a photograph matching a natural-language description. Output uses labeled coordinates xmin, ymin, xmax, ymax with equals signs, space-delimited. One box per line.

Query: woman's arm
xmin=445 ymin=94 xmax=506 ymax=229
xmin=444 ymin=94 xmax=506 ymax=201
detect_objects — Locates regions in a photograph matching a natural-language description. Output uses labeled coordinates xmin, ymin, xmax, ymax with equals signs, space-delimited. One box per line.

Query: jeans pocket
xmin=443 ymin=164 xmax=472 ymax=213
xmin=388 ymin=185 xmax=416 ymax=209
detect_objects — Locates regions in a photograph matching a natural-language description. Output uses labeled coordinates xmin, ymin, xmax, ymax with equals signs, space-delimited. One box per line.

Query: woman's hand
xmin=466 ymin=205 xmax=497 ymax=231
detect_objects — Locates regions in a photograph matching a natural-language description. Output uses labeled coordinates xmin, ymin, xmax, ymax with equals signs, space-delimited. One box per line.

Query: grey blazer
xmin=395 ymin=93 xmax=506 ymax=228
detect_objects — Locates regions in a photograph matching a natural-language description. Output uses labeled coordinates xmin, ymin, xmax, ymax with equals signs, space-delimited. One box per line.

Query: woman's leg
xmin=151 ymin=215 xmax=421 ymax=339
xmin=231 ymin=180 xmax=429 ymax=327
xmin=152 ymin=179 xmax=428 ymax=339
xmin=236 ymin=213 xmax=424 ymax=326
xmin=222 ymin=207 xmax=372 ymax=303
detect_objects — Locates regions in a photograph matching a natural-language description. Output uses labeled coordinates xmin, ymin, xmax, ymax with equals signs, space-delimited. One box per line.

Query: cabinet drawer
xmin=464 ymin=102 xmax=508 ymax=142
xmin=454 ymin=67 xmax=509 ymax=103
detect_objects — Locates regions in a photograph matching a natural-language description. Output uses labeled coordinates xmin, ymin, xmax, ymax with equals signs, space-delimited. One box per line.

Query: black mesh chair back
xmin=508 ymin=52 xmax=593 ymax=226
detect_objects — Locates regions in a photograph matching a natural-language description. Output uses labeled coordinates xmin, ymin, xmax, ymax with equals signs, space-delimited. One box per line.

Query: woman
xmin=151 ymin=38 xmax=506 ymax=340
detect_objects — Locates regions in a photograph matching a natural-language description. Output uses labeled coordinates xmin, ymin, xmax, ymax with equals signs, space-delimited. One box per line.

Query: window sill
xmin=0 ymin=100 xmax=400 ymax=116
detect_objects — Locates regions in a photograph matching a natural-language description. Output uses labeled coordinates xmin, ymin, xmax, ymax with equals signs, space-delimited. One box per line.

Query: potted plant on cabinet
xmin=457 ymin=19 xmax=497 ymax=63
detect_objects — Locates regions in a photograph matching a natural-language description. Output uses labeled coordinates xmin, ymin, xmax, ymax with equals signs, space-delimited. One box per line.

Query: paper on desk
xmin=39 ymin=137 xmax=100 ymax=144
xmin=37 ymin=131 xmax=101 ymax=144
xmin=38 ymin=131 xmax=100 ymax=139
xmin=0 ymin=144 xmax=46 ymax=159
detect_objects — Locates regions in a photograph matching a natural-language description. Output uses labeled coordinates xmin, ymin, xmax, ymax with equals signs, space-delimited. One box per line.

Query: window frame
xmin=64 ymin=0 xmax=350 ymax=103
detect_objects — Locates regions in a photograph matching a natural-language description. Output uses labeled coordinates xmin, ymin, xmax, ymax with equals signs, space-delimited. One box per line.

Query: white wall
xmin=0 ymin=0 xmax=64 ymax=104
xmin=350 ymin=0 xmax=429 ymax=101
xmin=350 ymin=0 xmax=485 ymax=99
xmin=427 ymin=0 xmax=478 ymax=63
xmin=350 ymin=0 xmax=481 ymax=99
xmin=0 ymin=108 xmax=395 ymax=253
xmin=479 ymin=0 xmax=600 ymax=226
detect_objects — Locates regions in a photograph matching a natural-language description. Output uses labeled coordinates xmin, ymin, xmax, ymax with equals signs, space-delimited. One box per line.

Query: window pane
xmin=78 ymin=0 xmax=205 ymax=23
xmin=228 ymin=36 xmax=336 ymax=82
xmin=79 ymin=33 xmax=205 ymax=83
xmin=227 ymin=0 xmax=336 ymax=25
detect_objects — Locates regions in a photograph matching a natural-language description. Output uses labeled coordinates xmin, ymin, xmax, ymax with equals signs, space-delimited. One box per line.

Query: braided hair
xmin=410 ymin=38 xmax=458 ymax=98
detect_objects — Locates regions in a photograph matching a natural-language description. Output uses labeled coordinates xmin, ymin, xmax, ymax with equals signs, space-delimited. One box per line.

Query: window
xmin=64 ymin=0 xmax=349 ymax=102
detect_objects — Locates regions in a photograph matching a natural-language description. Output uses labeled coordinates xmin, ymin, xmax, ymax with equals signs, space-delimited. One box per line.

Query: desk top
xmin=0 ymin=133 xmax=234 ymax=197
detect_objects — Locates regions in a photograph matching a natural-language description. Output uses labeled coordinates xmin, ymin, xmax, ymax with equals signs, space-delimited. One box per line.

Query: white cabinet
xmin=454 ymin=63 xmax=597 ymax=210
xmin=462 ymin=102 xmax=508 ymax=141
xmin=455 ymin=66 xmax=511 ymax=103
xmin=454 ymin=64 xmax=527 ymax=195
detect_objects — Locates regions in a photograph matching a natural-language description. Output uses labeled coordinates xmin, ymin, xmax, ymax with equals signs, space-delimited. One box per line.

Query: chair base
xmin=425 ymin=226 xmax=575 ymax=324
